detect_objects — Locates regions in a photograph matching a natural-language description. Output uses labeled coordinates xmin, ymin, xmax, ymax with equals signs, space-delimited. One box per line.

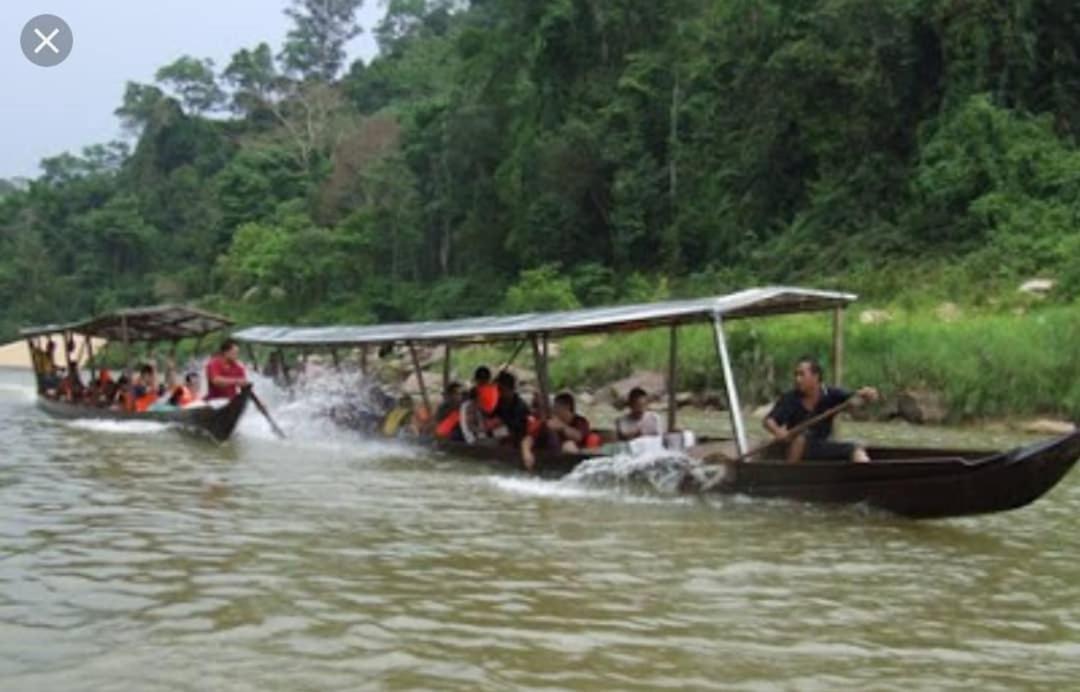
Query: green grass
xmin=442 ymin=303 xmax=1080 ymax=422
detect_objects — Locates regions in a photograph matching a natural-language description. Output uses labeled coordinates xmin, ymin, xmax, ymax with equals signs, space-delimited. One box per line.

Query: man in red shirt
xmin=206 ymin=339 xmax=249 ymax=400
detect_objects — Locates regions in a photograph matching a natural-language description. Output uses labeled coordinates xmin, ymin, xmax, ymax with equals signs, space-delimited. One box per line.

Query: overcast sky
xmin=1 ymin=0 xmax=383 ymax=179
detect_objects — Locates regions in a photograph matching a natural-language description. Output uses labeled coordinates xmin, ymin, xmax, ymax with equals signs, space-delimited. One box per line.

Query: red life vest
xmin=174 ymin=386 xmax=197 ymax=407
xmin=135 ymin=392 xmax=158 ymax=412
xmin=476 ymin=383 xmax=499 ymax=415
xmin=435 ymin=409 xmax=461 ymax=439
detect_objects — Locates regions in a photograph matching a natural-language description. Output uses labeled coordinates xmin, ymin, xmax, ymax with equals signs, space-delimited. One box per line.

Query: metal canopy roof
xmin=20 ymin=305 xmax=234 ymax=342
xmin=234 ymin=286 xmax=856 ymax=348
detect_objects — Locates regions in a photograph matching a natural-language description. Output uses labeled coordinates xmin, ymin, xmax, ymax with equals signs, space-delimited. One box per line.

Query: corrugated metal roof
xmin=20 ymin=305 xmax=233 ymax=342
xmin=233 ymin=286 xmax=856 ymax=347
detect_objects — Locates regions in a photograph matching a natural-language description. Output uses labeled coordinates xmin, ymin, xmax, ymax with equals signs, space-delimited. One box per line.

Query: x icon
xmin=34 ymin=27 xmax=60 ymax=54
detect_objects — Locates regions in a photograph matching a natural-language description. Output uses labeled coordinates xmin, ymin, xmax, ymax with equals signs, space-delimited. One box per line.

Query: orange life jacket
xmin=135 ymin=392 xmax=158 ymax=412
xmin=476 ymin=383 xmax=499 ymax=415
xmin=584 ymin=432 xmax=603 ymax=449
xmin=435 ymin=409 xmax=461 ymax=439
xmin=174 ymin=386 xmax=196 ymax=407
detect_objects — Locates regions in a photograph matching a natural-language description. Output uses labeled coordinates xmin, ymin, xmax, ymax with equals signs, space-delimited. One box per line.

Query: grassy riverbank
xmin=452 ymin=302 xmax=1080 ymax=422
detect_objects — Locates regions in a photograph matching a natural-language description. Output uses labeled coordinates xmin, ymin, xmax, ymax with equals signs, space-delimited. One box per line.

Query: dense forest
xmin=3 ymin=0 xmax=1080 ymax=339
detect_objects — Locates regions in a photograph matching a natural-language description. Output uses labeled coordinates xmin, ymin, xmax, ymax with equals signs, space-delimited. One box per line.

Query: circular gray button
xmin=21 ymin=14 xmax=74 ymax=67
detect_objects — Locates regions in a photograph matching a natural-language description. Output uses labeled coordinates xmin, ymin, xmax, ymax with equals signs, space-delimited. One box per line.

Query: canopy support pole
xmin=667 ymin=324 xmax=678 ymax=432
xmin=499 ymin=338 xmax=528 ymax=373
xmin=712 ymin=314 xmax=748 ymax=456
xmin=86 ymin=336 xmax=97 ymax=383
xmin=407 ymin=341 xmax=432 ymax=415
xmin=442 ymin=344 xmax=452 ymax=390
xmin=276 ymin=348 xmax=291 ymax=387
xmin=62 ymin=331 xmax=73 ymax=371
xmin=26 ymin=338 xmax=42 ymax=392
xmin=832 ymin=307 xmax=845 ymax=388
xmin=245 ymin=344 xmax=260 ymax=374
xmin=121 ymin=314 xmax=133 ymax=379
xmin=530 ymin=334 xmax=551 ymax=418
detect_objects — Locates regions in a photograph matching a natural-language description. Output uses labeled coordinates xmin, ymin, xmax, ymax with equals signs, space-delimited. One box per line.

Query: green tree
xmin=280 ymin=0 xmax=365 ymax=81
xmin=155 ymin=55 xmax=226 ymax=114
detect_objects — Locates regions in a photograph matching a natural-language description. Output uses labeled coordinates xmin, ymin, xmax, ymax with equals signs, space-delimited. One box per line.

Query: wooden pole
xmin=277 ymin=348 xmax=292 ymax=387
xmin=360 ymin=346 xmax=368 ymax=375
xmin=667 ymin=324 xmax=678 ymax=432
xmin=442 ymin=344 xmax=452 ymax=390
xmin=26 ymin=338 xmax=42 ymax=392
xmin=86 ymin=336 xmax=97 ymax=382
xmin=62 ymin=331 xmax=73 ymax=369
xmin=712 ymin=314 xmax=748 ymax=456
xmin=245 ymin=344 xmax=261 ymax=374
xmin=331 ymin=349 xmax=341 ymax=370
xmin=530 ymin=334 xmax=550 ymax=418
xmin=407 ymin=341 xmax=432 ymax=415
xmin=121 ymin=314 xmax=132 ymax=378
xmin=832 ymin=307 xmax=845 ymax=388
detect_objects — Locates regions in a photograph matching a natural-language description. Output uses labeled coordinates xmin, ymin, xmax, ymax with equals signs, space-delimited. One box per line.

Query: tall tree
xmin=280 ymin=0 xmax=365 ymax=81
xmin=155 ymin=56 xmax=226 ymax=115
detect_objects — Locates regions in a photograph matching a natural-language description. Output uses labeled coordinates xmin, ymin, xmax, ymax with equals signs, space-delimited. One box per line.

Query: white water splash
xmin=563 ymin=451 xmax=719 ymax=494
xmin=235 ymin=369 xmax=424 ymax=460
xmin=486 ymin=451 xmax=724 ymax=501
xmin=65 ymin=419 xmax=174 ymax=436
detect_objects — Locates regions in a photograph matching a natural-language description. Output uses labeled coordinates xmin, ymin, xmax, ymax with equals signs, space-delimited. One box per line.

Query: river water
xmin=1 ymin=368 xmax=1078 ymax=690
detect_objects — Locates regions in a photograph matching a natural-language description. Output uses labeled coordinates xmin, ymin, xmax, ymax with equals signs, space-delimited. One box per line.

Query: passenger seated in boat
xmin=470 ymin=366 xmax=499 ymax=416
xmin=382 ymin=393 xmax=428 ymax=438
xmin=112 ymin=375 xmax=133 ymax=411
xmin=133 ymin=364 xmax=165 ymax=412
xmin=521 ymin=392 xmax=596 ymax=471
xmin=616 ymin=387 xmax=663 ymax=441
xmin=763 ymin=356 xmax=879 ymax=463
xmin=459 ymin=366 xmax=503 ymax=442
xmin=432 ymin=382 xmax=465 ymax=441
xmin=170 ymin=372 xmax=200 ymax=407
xmin=489 ymin=371 xmax=529 ymax=445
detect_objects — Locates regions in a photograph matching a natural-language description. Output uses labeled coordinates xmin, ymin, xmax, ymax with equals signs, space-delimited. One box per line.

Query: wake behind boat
xmin=21 ymin=306 xmax=250 ymax=442
xmin=235 ymin=286 xmax=1080 ymax=519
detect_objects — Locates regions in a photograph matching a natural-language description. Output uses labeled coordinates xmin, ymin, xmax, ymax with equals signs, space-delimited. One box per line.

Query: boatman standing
xmin=206 ymin=338 xmax=249 ymax=401
xmin=764 ymin=356 xmax=879 ymax=463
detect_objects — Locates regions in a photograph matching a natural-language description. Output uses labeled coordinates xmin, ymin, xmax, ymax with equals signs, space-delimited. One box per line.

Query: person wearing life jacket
xmin=471 ymin=366 xmax=500 ymax=415
xmin=170 ymin=372 xmax=200 ymax=407
xmin=521 ymin=392 xmax=594 ymax=471
xmin=432 ymin=382 xmax=465 ymax=441
xmin=133 ymin=364 xmax=163 ymax=412
xmin=112 ymin=375 xmax=133 ymax=411
xmin=382 ymin=393 xmax=418 ymax=438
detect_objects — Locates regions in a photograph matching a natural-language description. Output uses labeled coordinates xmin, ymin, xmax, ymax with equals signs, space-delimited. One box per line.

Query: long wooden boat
xmin=234 ymin=286 xmax=1080 ymax=519
xmin=21 ymin=305 xmax=250 ymax=442
xmin=430 ymin=433 xmax=1080 ymax=519
xmin=36 ymin=388 xmax=251 ymax=442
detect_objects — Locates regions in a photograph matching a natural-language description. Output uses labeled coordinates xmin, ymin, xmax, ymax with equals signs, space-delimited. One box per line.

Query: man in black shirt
xmin=764 ymin=356 xmax=879 ymax=463
xmin=492 ymin=370 xmax=530 ymax=444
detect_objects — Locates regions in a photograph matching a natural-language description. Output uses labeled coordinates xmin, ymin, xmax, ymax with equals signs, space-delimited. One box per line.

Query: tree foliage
xmin=5 ymin=0 xmax=1080 ymax=339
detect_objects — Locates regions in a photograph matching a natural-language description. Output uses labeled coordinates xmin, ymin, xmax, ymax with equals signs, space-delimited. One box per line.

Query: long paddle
xmin=708 ymin=396 xmax=858 ymax=465
xmin=247 ymin=386 xmax=287 ymax=439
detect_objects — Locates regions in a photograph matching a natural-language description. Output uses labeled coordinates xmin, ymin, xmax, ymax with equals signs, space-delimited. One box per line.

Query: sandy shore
xmin=0 ymin=339 xmax=106 ymax=369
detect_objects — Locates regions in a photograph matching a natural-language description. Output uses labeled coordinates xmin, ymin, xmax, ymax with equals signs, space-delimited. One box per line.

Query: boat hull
xmin=427 ymin=431 xmax=1080 ymax=519
xmin=35 ymin=390 xmax=250 ymax=443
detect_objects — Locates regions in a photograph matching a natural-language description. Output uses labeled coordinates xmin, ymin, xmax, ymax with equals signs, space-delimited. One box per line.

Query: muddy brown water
xmin=1 ymin=369 xmax=1078 ymax=690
